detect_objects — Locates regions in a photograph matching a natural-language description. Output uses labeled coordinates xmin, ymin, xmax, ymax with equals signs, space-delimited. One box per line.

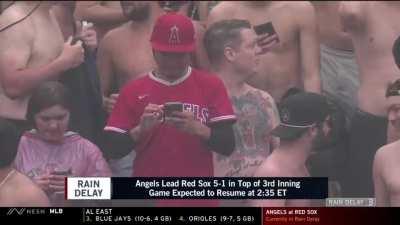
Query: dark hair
xmin=393 ymin=35 xmax=400 ymax=69
xmin=281 ymin=88 xmax=304 ymax=101
xmin=0 ymin=118 xmax=20 ymax=168
xmin=279 ymin=128 xmax=309 ymax=141
xmin=26 ymin=81 xmax=72 ymax=126
xmin=203 ymin=19 xmax=251 ymax=66
xmin=386 ymin=79 xmax=400 ymax=98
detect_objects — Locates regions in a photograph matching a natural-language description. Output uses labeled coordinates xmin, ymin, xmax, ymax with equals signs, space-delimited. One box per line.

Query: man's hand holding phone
xmin=254 ymin=22 xmax=280 ymax=55
xmin=164 ymin=102 xmax=210 ymax=139
xmin=163 ymin=102 xmax=183 ymax=118
xmin=131 ymin=103 xmax=164 ymax=141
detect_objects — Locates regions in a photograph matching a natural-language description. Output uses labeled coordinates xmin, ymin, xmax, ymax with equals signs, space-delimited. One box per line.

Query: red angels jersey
xmin=105 ymin=67 xmax=236 ymax=178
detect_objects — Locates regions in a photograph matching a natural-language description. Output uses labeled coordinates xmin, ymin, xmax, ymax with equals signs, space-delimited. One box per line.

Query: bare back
xmin=342 ymin=2 xmax=400 ymax=116
xmin=0 ymin=2 xmax=64 ymax=120
xmin=208 ymin=1 xmax=320 ymax=102
xmin=249 ymin=150 xmax=311 ymax=207
xmin=0 ymin=170 xmax=49 ymax=206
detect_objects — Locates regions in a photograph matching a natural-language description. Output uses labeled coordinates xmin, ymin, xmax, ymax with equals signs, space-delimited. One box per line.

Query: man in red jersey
xmin=103 ymin=13 xmax=236 ymax=206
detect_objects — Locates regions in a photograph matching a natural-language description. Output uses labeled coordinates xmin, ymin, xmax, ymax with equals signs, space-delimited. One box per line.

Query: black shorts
xmin=342 ymin=109 xmax=387 ymax=197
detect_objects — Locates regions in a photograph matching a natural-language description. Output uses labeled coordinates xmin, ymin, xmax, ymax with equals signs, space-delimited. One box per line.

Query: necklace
xmin=0 ymin=2 xmax=41 ymax=33
xmin=0 ymin=169 xmax=16 ymax=190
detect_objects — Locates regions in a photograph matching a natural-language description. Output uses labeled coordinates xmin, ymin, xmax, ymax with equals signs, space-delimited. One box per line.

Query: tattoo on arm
xmin=214 ymin=90 xmax=279 ymax=176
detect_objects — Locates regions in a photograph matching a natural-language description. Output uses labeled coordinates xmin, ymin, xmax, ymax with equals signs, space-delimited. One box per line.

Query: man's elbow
xmin=100 ymin=130 xmax=135 ymax=159
xmin=208 ymin=124 xmax=236 ymax=156
xmin=2 ymin=82 xmax=25 ymax=99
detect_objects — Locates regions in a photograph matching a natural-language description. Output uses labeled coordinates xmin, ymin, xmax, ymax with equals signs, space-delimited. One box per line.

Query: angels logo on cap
xmin=150 ymin=12 xmax=195 ymax=53
xmin=169 ymin=25 xmax=181 ymax=44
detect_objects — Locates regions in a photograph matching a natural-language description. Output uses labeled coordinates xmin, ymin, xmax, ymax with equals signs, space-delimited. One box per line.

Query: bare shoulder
xmin=207 ymin=1 xmax=238 ymax=24
xmin=265 ymin=1 xmax=311 ymax=13
xmin=100 ymin=22 xmax=130 ymax=50
xmin=9 ymin=172 xmax=50 ymax=206
xmin=278 ymin=1 xmax=316 ymax=22
xmin=0 ymin=5 xmax=34 ymax=50
xmin=372 ymin=141 xmax=400 ymax=182
xmin=248 ymin=86 xmax=275 ymax=103
xmin=193 ymin=20 xmax=205 ymax=33
xmin=209 ymin=1 xmax=237 ymax=15
xmin=0 ymin=3 xmax=25 ymax=27
xmin=374 ymin=140 xmax=400 ymax=164
xmin=254 ymin=156 xmax=284 ymax=178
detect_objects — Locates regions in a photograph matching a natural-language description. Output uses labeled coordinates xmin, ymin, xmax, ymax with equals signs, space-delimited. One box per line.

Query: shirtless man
xmin=250 ymin=92 xmax=333 ymax=207
xmin=0 ymin=1 xmax=84 ymax=133
xmin=204 ymin=19 xmax=279 ymax=178
xmin=0 ymin=118 xmax=49 ymax=207
xmin=207 ymin=1 xmax=321 ymax=103
xmin=339 ymin=1 xmax=400 ymax=197
xmin=373 ymin=79 xmax=400 ymax=207
xmin=51 ymin=2 xmax=107 ymax=146
xmin=204 ymin=19 xmax=280 ymax=206
xmin=97 ymin=1 xmax=163 ymax=115
xmin=313 ymin=2 xmax=359 ymax=125
xmin=309 ymin=1 xmax=360 ymax=197
xmin=74 ymin=1 xmax=128 ymax=41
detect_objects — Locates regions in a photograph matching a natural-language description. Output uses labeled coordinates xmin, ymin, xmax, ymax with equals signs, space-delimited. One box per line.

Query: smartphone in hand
xmin=253 ymin=21 xmax=280 ymax=53
xmin=253 ymin=22 xmax=276 ymax=36
xmin=163 ymin=102 xmax=183 ymax=118
xmin=52 ymin=168 xmax=72 ymax=176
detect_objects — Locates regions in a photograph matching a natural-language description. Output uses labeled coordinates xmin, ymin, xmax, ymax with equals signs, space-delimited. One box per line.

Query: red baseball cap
xmin=150 ymin=12 xmax=195 ymax=53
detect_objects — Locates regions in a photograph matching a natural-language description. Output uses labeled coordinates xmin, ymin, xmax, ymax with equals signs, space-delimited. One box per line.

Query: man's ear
xmin=308 ymin=125 xmax=318 ymax=137
xmin=223 ymin=46 xmax=236 ymax=62
xmin=388 ymin=109 xmax=397 ymax=122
